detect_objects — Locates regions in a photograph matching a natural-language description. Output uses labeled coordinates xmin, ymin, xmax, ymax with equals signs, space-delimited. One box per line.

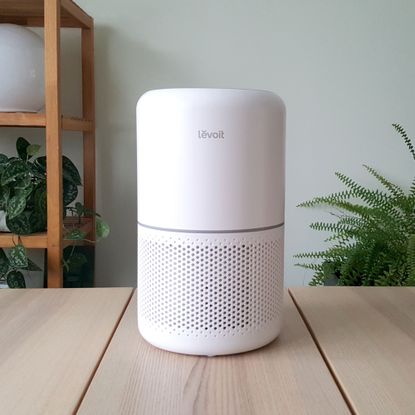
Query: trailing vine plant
xmin=0 ymin=137 xmax=109 ymax=288
xmin=295 ymin=124 xmax=415 ymax=286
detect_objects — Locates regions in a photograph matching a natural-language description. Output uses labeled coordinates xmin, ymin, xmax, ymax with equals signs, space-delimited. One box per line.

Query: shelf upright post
xmin=82 ymin=24 xmax=96 ymax=241
xmin=44 ymin=0 xmax=63 ymax=287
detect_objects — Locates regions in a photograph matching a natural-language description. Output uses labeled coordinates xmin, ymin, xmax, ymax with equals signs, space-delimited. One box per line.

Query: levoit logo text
xmin=198 ymin=130 xmax=224 ymax=139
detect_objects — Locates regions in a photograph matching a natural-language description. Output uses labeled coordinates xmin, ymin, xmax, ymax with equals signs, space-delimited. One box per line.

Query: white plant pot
xmin=0 ymin=250 xmax=44 ymax=289
xmin=0 ymin=24 xmax=44 ymax=112
xmin=0 ymin=211 xmax=9 ymax=232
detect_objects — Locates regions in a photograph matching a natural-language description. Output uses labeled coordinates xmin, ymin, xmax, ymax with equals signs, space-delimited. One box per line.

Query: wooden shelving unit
xmin=0 ymin=0 xmax=96 ymax=287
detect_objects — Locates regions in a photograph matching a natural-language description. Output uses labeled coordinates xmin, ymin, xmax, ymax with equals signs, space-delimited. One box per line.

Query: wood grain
xmin=0 ymin=112 xmax=46 ymax=127
xmin=61 ymin=0 xmax=93 ymax=28
xmin=0 ymin=231 xmax=48 ymax=248
xmin=0 ymin=288 xmax=133 ymax=415
xmin=81 ymin=26 xmax=96 ymax=241
xmin=0 ymin=218 xmax=92 ymax=248
xmin=290 ymin=287 xmax=415 ymax=415
xmin=44 ymin=0 xmax=63 ymax=287
xmin=0 ymin=113 xmax=93 ymax=131
xmin=0 ymin=0 xmax=92 ymax=28
xmin=62 ymin=116 xmax=93 ymax=131
xmin=77 ymin=291 xmax=350 ymax=415
xmin=0 ymin=15 xmax=85 ymax=28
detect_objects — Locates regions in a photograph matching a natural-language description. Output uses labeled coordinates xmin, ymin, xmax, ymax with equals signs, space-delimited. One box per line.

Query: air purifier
xmin=137 ymin=88 xmax=285 ymax=356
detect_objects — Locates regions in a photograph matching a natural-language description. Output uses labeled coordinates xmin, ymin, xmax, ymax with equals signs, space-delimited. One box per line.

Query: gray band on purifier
xmin=137 ymin=221 xmax=284 ymax=234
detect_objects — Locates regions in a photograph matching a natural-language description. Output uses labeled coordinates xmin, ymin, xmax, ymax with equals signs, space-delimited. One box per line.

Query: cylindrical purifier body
xmin=137 ymin=88 xmax=285 ymax=356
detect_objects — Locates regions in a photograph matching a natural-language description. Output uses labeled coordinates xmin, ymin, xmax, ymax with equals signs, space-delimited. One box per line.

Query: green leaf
xmin=7 ymin=270 xmax=26 ymax=288
xmin=15 ymin=175 xmax=31 ymax=190
xmin=33 ymin=157 xmax=46 ymax=174
xmin=0 ymin=186 xmax=10 ymax=210
xmin=35 ymin=156 xmax=46 ymax=169
xmin=65 ymin=229 xmax=87 ymax=240
xmin=96 ymin=218 xmax=110 ymax=239
xmin=81 ymin=206 xmax=101 ymax=217
xmin=29 ymin=211 xmax=46 ymax=233
xmin=9 ymin=244 xmax=28 ymax=269
xmin=0 ymin=248 xmax=10 ymax=277
xmin=1 ymin=159 xmax=29 ymax=186
xmin=16 ymin=137 xmax=31 ymax=160
xmin=6 ymin=194 xmax=27 ymax=220
xmin=26 ymin=144 xmax=41 ymax=158
xmin=6 ymin=213 xmax=32 ymax=235
xmin=393 ymin=124 xmax=415 ymax=162
xmin=65 ymin=253 xmax=87 ymax=273
xmin=21 ymin=258 xmax=42 ymax=272
xmin=63 ymin=180 xmax=78 ymax=206
xmin=34 ymin=188 xmax=47 ymax=219
xmin=35 ymin=156 xmax=82 ymax=186
xmin=0 ymin=154 xmax=8 ymax=164
xmin=75 ymin=202 xmax=84 ymax=216
xmin=63 ymin=156 xmax=82 ymax=185
xmin=15 ymin=179 xmax=33 ymax=199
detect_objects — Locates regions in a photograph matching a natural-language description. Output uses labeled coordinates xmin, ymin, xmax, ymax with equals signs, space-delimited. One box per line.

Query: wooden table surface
xmin=1 ymin=287 xmax=414 ymax=415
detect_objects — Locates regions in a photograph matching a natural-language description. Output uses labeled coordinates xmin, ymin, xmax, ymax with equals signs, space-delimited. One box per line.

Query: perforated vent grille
xmin=138 ymin=229 xmax=283 ymax=337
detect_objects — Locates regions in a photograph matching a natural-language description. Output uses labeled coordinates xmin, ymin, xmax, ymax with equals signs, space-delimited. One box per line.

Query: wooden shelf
xmin=0 ymin=0 xmax=96 ymax=287
xmin=0 ymin=231 xmax=48 ymax=248
xmin=0 ymin=218 xmax=94 ymax=249
xmin=0 ymin=113 xmax=93 ymax=132
xmin=0 ymin=0 xmax=93 ymax=28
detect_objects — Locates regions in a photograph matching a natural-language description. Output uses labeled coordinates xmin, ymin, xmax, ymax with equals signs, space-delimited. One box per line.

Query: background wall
xmin=2 ymin=0 xmax=414 ymax=286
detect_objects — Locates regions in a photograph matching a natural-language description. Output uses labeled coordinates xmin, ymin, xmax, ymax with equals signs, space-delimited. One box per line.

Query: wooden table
xmin=1 ymin=287 xmax=414 ymax=414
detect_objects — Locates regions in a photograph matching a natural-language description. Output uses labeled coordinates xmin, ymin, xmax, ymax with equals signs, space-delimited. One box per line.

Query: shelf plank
xmin=0 ymin=0 xmax=46 ymax=17
xmin=0 ymin=112 xmax=45 ymax=127
xmin=61 ymin=0 xmax=92 ymax=28
xmin=0 ymin=0 xmax=93 ymax=28
xmin=0 ymin=218 xmax=94 ymax=249
xmin=0 ymin=15 xmax=84 ymax=28
xmin=0 ymin=113 xmax=93 ymax=131
xmin=0 ymin=231 xmax=48 ymax=248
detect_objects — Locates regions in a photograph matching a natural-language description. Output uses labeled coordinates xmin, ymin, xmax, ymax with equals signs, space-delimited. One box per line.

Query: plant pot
xmin=324 ymin=275 xmax=339 ymax=286
xmin=0 ymin=211 xmax=10 ymax=232
xmin=0 ymin=24 xmax=44 ymax=112
xmin=0 ymin=250 xmax=45 ymax=289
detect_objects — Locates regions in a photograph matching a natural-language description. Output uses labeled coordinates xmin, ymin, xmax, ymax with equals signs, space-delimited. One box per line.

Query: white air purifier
xmin=137 ymin=88 xmax=285 ymax=356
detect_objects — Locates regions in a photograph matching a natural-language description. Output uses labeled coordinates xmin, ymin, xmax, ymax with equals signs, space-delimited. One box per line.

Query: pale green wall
xmin=2 ymin=1 xmax=414 ymax=286
xmin=79 ymin=0 xmax=415 ymax=286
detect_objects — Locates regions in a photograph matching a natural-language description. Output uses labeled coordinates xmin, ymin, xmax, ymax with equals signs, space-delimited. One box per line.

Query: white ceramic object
xmin=137 ymin=88 xmax=286 ymax=356
xmin=0 ymin=211 xmax=9 ymax=232
xmin=0 ymin=24 xmax=44 ymax=112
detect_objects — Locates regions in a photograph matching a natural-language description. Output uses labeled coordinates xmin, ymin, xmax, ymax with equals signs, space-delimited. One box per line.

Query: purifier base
xmin=138 ymin=318 xmax=282 ymax=356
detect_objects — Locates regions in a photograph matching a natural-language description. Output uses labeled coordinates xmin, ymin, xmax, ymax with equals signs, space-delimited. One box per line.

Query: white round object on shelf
xmin=0 ymin=24 xmax=44 ymax=112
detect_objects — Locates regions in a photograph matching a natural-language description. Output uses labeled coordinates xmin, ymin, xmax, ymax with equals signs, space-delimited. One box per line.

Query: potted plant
xmin=295 ymin=124 xmax=415 ymax=286
xmin=0 ymin=136 xmax=109 ymax=288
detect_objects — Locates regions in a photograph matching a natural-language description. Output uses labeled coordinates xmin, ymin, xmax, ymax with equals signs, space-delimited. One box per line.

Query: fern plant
xmin=295 ymin=124 xmax=415 ymax=286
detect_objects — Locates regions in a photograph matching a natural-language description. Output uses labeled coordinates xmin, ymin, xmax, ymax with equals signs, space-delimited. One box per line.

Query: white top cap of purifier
xmin=137 ymin=88 xmax=285 ymax=232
